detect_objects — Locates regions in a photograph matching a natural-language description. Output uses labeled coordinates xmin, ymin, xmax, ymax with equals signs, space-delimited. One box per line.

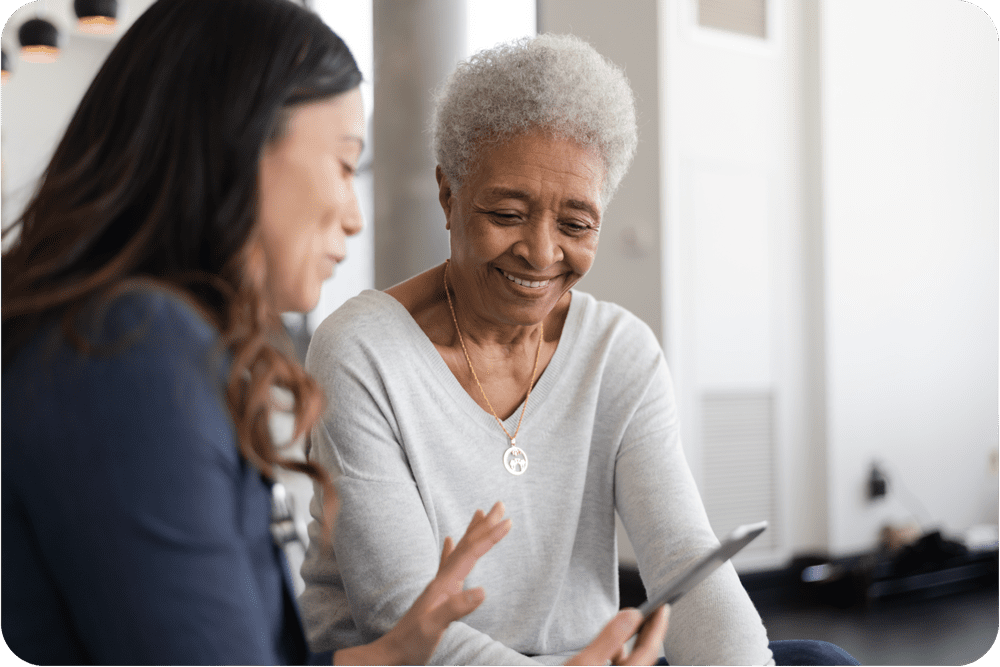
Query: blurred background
xmin=2 ymin=0 xmax=997 ymax=663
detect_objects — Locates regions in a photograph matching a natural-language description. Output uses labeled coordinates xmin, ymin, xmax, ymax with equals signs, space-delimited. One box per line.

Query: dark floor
xmin=620 ymin=555 xmax=999 ymax=665
xmin=755 ymin=583 xmax=997 ymax=665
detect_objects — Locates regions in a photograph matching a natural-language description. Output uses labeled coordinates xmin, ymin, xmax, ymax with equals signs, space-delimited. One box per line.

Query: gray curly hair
xmin=431 ymin=33 xmax=638 ymax=208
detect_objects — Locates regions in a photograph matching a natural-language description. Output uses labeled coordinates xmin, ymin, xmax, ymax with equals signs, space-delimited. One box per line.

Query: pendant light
xmin=19 ymin=17 xmax=61 ymax=63
xmin=1 ymin=50 xmax=11 ymax=83
xmin=75 ymin=0 xmax=119 ymax=35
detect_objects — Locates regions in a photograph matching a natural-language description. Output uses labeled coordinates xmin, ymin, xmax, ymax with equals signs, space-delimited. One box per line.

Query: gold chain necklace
xmin=443 ymin=260 xmax=542 ymax=475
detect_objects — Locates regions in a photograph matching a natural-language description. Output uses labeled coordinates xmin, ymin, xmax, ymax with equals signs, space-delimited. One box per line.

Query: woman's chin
xmin=494 ymin=295 xmax=567 ymax=327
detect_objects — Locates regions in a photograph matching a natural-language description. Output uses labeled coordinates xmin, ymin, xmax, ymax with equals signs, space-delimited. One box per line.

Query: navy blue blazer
xmin=2 ymin=290 xmax=318 ymax=664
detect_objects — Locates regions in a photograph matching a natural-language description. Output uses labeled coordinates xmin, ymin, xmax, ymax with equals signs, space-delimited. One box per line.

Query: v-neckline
xmin=373 ymin=289 xmax=584 ymax=439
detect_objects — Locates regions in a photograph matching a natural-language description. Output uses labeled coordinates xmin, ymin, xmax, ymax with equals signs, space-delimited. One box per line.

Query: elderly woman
xmin=300 ymin=35 xmax=856 ymax=666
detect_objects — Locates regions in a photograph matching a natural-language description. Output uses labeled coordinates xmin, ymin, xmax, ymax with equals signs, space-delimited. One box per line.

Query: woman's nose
xmin=337 ymin=181 xmax=364 ymax=238
xmin=513 ymin=218 xmax=562 ymax=268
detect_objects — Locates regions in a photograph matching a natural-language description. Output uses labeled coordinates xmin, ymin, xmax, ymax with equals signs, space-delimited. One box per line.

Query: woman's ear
xmin=436 ymin=165 xmax=453 ymax=230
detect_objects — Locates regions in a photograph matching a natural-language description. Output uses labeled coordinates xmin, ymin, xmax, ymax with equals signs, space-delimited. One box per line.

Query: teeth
xmin=502 ymin=270 xmax=550 ymax=288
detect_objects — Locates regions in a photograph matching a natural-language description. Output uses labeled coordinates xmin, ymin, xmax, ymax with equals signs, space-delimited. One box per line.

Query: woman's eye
xmin=562 ymin=221 xmax=592 ymax=234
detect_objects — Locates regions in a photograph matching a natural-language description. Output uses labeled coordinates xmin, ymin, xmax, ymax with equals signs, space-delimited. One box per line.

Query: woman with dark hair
xmin=1 ymin=0 xmax=516 ymax=663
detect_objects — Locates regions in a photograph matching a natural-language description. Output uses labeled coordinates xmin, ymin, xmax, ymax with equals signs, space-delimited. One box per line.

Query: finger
xmin=565 ymin=609 xmax=644 ymax=666
xmin=485 ymin=500 xmax=505 ymax=523
xmin=466 ymin=501 xmax=503 ymax=532
xmin=461 ymin=503 xmax=509 ymax=558
xmin=427 ymin=586 xmax=487 ymax=630
xmin=439 ymin=517 xmax=511 ymax=587
xmin=456 ymin=503 xmax=501 ymax=547
xmin=422 ymin=506 xmax=511 ymax=602
xmin=455 ymin=507 xmax=490 ymax=547
xmin=619 ymin=605 xmax=670 ymax=666
xmin=442 ymin=504 xmax=510 ymax=574
xmin=438 ymin=536 xmax=455 ymax=572
xmin=465 ymin=508 xmax=487 ymax=533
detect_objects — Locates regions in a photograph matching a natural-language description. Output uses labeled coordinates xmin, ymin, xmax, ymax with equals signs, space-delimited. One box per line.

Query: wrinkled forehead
xmin=461 ymin=129 xmax=606 ymax=203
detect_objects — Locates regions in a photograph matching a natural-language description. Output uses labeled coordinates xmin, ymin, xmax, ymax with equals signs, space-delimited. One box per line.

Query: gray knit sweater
xmin=299 ymin=289 xmax=773 ymax=665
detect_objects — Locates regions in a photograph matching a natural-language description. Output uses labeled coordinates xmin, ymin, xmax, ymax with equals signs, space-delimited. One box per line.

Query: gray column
xmin=372 ymin=0 xmax=466 ymax=289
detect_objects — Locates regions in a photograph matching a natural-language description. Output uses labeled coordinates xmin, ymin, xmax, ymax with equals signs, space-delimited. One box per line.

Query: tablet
xmin=637 ymin=521 xmax=768 ymax=618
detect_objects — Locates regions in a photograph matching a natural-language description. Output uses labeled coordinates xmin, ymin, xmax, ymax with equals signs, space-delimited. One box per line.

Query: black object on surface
xmin=868 ymin=464 xmax=888 ymax=499
xmin=885 ymin=531 xmax=968 ymax=577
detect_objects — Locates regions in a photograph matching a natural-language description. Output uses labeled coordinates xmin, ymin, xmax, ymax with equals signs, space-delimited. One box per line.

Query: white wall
xmin=540 ymin=0 xmax=999 ymax=566
xmin=821 ymin=0 xmax=999 ymax=553
xmin=658 ymin=0 xmax=836 ymax=568
xmin=1 ymin=0 xmax=157 ymax=231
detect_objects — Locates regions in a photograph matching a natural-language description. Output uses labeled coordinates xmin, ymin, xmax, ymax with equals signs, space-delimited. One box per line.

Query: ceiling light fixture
xmin=19 ymin=17 xmax=61 ymax=63
xmin=75 ymin=0 xmax=119 ymax=35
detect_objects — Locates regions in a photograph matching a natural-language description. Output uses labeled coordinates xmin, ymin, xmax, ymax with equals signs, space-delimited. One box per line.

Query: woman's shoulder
xmin=306 ymin=289 xmax=413 ymax=365
xmin=4 ymin=287 xmax=234 ymax=466
xmin=571 ymin=289 xmax=660 ymax=351
xmin=101 ymin=286 xmax=219 ymax=347
xmin=6 ymin=286 xmax=224 ymax=389
xmin=311 ymin=289 xmax=405 ymax=339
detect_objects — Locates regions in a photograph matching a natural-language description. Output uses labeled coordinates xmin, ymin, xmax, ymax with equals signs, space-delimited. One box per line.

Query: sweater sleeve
xmin=613 ymin=326 xmax=774 ymax=666
xmin=299 ymin=303 xmax=542 ymax=666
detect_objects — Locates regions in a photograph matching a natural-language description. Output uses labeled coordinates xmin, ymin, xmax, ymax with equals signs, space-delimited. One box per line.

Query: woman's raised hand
xmin=334 ymin=502 xmax=512 ymax=665
xmin=564 ymin=605 xmax=670 ymax=666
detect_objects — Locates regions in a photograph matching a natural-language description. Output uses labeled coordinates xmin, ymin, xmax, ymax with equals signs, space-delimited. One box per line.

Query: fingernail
xmin=492 ymin=518 xmax=512 ymax=539
xmin=616 ymin=609 xmax=640 ymax=631
xmin=466 ymin=588 xmax=486 ymax=603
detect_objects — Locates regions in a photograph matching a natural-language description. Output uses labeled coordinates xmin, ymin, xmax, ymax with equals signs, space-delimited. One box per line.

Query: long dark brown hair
xmin=2 ymin=0 xmax=362 ymax=530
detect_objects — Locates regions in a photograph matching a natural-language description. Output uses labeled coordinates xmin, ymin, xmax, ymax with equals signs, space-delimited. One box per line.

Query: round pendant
xmin=503 ymin=445 xmax=528 ymax=475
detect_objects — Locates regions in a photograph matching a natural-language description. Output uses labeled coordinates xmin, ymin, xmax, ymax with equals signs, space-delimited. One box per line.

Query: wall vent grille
xmin=698 ymin=0 xmax=767 ymax=39
xmin=701 ymin=391 xmax=777 ymax=553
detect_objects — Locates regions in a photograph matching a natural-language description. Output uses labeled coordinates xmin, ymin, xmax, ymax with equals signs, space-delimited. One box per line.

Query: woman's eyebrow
xmin=479 ymin=188 xmax=599 ymax=220
xmin=565 ymin=199 xmax=600 ymax=220
xmin=481 ymin=186 xmax=532 ymax=202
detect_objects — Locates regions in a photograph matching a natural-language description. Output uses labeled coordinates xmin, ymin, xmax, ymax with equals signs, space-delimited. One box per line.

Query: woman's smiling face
xmin=439 ymin=131 xmax=605 ymax=328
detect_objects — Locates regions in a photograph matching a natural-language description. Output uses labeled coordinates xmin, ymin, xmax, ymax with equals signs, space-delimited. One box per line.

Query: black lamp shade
xmin=75 ymin=0 xmax=119 ymax=17
xmin=18 ymin=18 xmax=60 ymax=49
xmin=19 ymin=18 xmax=60 ymax=63
xmin=75 ymin=0 xmax=118 ymax=34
